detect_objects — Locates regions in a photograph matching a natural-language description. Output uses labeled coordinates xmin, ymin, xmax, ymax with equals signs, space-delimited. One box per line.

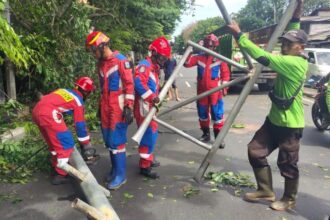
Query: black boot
xmin=51 ymin=174 xmax=70 ymax=185
xmin=199 ymin=128 xmax=210 ymax=142
xmin=151 ymin=159 xmax=160 ymax=168
xmin=81 ymin=148 xmax=100 ymax=165
xmin=140 ymin=167 xmax=159 ymax=179
xmin=214 ymin=129 xmax=225 ymax=148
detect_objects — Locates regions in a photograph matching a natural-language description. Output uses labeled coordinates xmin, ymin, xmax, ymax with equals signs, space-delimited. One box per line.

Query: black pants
xmin=247 ymin=117 xmax=303 ymax=179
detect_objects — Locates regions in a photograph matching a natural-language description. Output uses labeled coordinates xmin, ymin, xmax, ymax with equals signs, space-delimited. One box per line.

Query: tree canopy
xmin=1 ymin=0 xmax=194 ymax=101
xmin=173 ymin=0 xmax=330 ymax=52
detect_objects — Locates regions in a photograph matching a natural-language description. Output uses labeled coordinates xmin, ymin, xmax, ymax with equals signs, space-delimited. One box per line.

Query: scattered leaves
xmin=182 ymin=185 xmax=200 ymax=198
xmin=231 ymin=123 xmax=245 ymax=128
xmin=0 ymin=193 xmax=23 ymax=204
xmin=123 ymin=193 xmax=134 ymax=200
xmin=313 ymin=163 xmax=329 ymax=172
xmin=205 ymin=171 xmax=256 ymax=188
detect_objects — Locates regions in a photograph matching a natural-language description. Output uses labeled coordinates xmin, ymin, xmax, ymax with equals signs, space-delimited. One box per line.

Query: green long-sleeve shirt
xmin=237 ymin=22 xmax=308 ymax=128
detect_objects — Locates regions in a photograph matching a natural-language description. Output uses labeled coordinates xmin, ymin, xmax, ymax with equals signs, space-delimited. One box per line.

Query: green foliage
xmin=233 ymin=0 xmax=330 ymax=32
xmin=303 ymin=0 xmax=330 ymax=15
xmin=173 ymin=17 xmax=225 ymax=54
xmin=0 ymin=124 xmax=50 ymax=184
xmin=0 ymin=0 xmax=33 ymax=68
xmin=9 ymin=0 xmax=95 ymax=99
xmin=6 ymin=0 xmax=193 ymax=103
xmin=205 ymin=171 xmax=256 ymax=188
xmin=0 ymin=99 xmax=26 ymax=134
xmin=0 ymin=192 xmax=22 ymax=204
xmin=88 ymin=0 xmax=190 ymax=57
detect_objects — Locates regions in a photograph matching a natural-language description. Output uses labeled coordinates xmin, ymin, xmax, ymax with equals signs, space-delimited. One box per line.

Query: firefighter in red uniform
xmin=184 ymin=34 xmax=230 ymax=148
xmin=134 ymin=36 xmax=171 ymax=178
xmin=32 ymin=77 xmax=96 ymax=185
xmin=86 ymin=31 xmax=134 ymax=190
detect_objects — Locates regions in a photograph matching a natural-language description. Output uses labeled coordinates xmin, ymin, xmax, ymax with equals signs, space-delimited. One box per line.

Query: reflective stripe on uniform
xmin=141 ymin=90 xmax=153 ymax=99
xmin=105 ymin=65 xmax=119 ymax=78
xmin=78 ymin=135 xmax=90 ymax=142
xmin=125 ymin=94 xmax=135 ymax=100
xmin=139 ymin=153 xmax=151 ymax=159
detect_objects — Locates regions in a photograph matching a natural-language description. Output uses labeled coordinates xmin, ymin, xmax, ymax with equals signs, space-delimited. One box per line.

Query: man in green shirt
xmin=228 ymin=0 xmax=307 ymax=211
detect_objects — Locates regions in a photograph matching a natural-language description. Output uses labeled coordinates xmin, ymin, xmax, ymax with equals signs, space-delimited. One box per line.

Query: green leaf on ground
xmin=147 ymin=193 xmax=154 ymax=198
xmin=205 ymin=171 xmax=256 ymax=190
xmin=211 ymin=188 xmax=219 ymax=192
xmin=231 ymin=123 xmax=245 ymax=128
xmin=182 ymin=185 xmax=200 ymax=198
xmin=123 ymin=193 xmax=134 ymax=199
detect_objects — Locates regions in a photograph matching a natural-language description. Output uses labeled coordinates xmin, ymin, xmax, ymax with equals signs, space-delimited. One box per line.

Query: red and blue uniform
xmin=184 ymin=53 xmax=230 ymax=131
xmin=134 ymin=57 xmax=160 ymax=168
xmin=32 ymin=88 xmax=90 ymax=176
xmin=97 ymin=51 xmax=134 ymax=153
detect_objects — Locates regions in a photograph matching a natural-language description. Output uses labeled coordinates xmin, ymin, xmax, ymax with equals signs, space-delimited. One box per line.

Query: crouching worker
xmin=32 ymin=76 xmax=98 ymax=185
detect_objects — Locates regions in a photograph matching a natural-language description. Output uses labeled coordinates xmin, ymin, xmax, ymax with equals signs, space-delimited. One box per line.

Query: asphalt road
xmin=0 ymin=67 xmax=329 ymax=220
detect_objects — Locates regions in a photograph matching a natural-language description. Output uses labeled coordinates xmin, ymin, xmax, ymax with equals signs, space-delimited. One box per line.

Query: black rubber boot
xmin=140 ymin=167 xmax=159 ymax=179
xmin=214 ymin=129 xmax=225 ymax=149
xmin=199 ymin=128 xmax=210 ymax=142
xmin=51 ymin=174 xmax=70 ymax=185
xmin=151 ymin=159 xmax=160 ymax=168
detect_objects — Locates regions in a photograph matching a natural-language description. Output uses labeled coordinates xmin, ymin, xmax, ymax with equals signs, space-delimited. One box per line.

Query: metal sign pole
xmin=194 ymin=0 xmax=298 ymax=182
xmin=187 ymin=40 xmax=249 ymax=73
xmin=158 ymin=75 xmax=250 ymax=117
xmin=154 ymin=117 xmax=212 ymax=150
xmin=214 ymin=0 xmax=254 ymax=70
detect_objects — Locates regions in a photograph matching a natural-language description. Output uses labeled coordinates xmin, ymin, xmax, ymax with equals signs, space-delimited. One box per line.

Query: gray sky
xmin=173 ymin=0 xmax=248 ymax=36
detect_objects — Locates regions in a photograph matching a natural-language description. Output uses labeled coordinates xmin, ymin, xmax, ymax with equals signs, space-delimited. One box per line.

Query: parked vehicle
xmin=304 ymin=48 xmax=330 ymax=88
xmin=311 ymin=76 xmax=330 ymax=131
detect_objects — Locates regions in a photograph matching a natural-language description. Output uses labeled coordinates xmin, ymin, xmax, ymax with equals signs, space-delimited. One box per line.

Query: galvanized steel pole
xmin=158 ymin=75 xmax=250 ymax=117
xmin=187 ymin=40 xmax=249 ymax=73
xmin=132 ymin=46 xmax=193 ymax=143
xmin=214 ymin=0 xmax=254 ymax=70
xmin=154 ymin=117 xmax=212 ymax=150
xmin=194 ymin=0 xmax=298 ymax=182
xmin=70 ymin=148 xmax=120 ymax=220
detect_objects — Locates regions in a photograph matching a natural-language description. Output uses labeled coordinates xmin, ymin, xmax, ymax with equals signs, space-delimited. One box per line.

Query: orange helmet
xmin=148 ymin=36 xmax=171 ymax=58
xmin=75 ymin=77 xmax=95 ymax=92
xmin=203 ymin=34 xmax=219 ymax=48
xmin=85 ymin=31 xmax=110 ymax=50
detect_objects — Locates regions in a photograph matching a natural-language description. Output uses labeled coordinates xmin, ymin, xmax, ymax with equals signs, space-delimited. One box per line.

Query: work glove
xmin=152 ymin=96 xmax=160 ymax=105
xmin=122 ymin=106 xmax=133 ymax=125
xmin=222 ymin=87 xmax=228 ymax=96
xmin=152 ymin=96 xmax=161 ymax=112
xmin=80 ymin=143 xmax=99 ymax=165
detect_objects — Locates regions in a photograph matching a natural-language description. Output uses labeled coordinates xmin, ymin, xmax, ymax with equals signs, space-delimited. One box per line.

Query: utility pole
xmin=3 ymin=1 xmax=16 ymax=100
xmin=273 ymin=0 xmax=277 ymax=24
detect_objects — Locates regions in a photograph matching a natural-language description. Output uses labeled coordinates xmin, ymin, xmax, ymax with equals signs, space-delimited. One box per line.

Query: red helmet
xmin=203 ymin=34 xmax=219 ymax=48
xmin=75 ymin=76 xmax=95 ymax=92
xmin=148 ymin=36 xmax=171 ymax=58
xmin=85 ymin=31 xmax=110 ymax=50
